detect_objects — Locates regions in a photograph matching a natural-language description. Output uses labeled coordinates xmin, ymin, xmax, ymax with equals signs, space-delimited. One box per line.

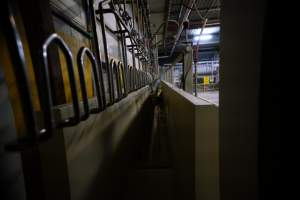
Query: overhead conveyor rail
xmin=95 ymin=0 xmax=158 ymax=75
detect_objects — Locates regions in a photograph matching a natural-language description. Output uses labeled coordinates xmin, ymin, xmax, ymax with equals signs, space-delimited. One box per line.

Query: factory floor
xmin=197 ymin=90 xmax=219 ymax=106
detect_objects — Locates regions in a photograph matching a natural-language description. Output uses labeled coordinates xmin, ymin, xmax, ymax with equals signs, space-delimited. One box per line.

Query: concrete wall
xmin=16 ymin=87 xmax=154 ymax=200
xmin=195 ymin=105 xmax=219 ymax=200
xmin=161 ymin=81 xmax=219 ymax=200
xmin=57 ymin=86 xmax=153 ymax=200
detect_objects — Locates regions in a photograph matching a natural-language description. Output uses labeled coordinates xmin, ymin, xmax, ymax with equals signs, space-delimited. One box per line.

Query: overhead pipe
xmin=87 ymin=0 xmax=106 ymax=108
xmin=169 ymin=0 xmax=196 ymax=57
xmin=178 ymin=0 xmax=184 ymax=21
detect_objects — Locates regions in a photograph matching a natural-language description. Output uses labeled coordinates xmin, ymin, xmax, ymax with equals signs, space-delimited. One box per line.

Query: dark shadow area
xmin=83 ymin=95 xmax=156 ymax=200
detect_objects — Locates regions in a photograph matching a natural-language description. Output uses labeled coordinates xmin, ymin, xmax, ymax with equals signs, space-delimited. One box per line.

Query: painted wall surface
xmin=195 ymin=105 xmax=219 ymax=200
xmin=58 ymin=86 xmax=152 ymax=200
xmin=161 ymin=81 xmax=219 ymax=200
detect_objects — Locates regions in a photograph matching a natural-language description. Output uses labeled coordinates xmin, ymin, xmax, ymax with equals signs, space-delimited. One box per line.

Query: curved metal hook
xmin=133 ymin=68 xmax=138 ymax=91
xmin=146 ymin=72 xmax=152 ymax=85
xmin=136 ymin=69 xmax=140 ymax=89
xmin=120 ymin=63 xmax=128 ymax=97
xmin=128 ymin=66 xmax=133 ymax=92
xmin=109 ymin=58 xmax=122 ymax=102
xmin=42 ymin=33 xmax=80 ymax=128
xmin=142 ymin=72 xmax=145 ymax=86
xmin=137 ymin=69 xmax=140 ymax=90
xmin=115 ymin=61 xmax=123 ymax=100
xmin=2 ymin=0 xmax=49 ymax=151
xmin=117 ymin=61 xmax=127 ymax=98
xmin=142 ymin=71 xmax=145 ymax=87
xmin=138 ymin=70 xmax=142 ymax=89
xmin=77 ymin=47 xmax=103 ymax=120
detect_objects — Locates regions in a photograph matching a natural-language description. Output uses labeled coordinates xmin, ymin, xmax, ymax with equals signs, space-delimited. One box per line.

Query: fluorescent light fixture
xmin=194 ymin=34 xmax=213 ymax=41
xmin=203 ymin=26 xmax=220 ymax=34
xmin=191 ymin=26 xmax=220 ymax=35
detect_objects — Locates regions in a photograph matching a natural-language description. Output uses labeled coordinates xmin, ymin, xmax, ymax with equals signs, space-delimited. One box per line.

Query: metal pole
xmin=169 ymin=0 xmax=196 ymax=56
xmin=88 ymin=0 xmax=106 ymax=109
xmin=98 ymin=2 xmax=114 ymax=104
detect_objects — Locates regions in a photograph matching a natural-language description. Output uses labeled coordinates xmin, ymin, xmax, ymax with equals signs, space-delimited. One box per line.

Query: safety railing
xmin=2 ymin=1 xmax=153 ymax=151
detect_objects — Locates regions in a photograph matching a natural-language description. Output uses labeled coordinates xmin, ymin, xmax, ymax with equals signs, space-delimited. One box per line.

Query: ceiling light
xmin=191 ymin=26 xmax=220 ymax=35
xmin=202 ymin=26 xmax=220 ymax=34
xmin=194 ymin=34 xmax=213 ymax=41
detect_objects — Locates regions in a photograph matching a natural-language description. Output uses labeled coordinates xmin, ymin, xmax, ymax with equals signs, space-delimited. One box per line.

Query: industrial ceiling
xmin=149 ymin=0 xmax=221 ymax=64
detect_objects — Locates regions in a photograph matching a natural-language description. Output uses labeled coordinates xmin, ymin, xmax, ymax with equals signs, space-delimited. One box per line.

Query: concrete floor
xmin=197 ymin=91 xmax=219 ymax=106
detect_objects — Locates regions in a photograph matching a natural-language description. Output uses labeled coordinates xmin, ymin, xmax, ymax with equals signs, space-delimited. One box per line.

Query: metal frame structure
xmin=95 ymin=0 xmax=158 ymax=77
xmin=2 ymin=0 xmax=154 ymax=152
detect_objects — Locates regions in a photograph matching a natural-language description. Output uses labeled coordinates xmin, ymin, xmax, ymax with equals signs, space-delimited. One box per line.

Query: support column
xmin=183 ymin=46 xmax=193 ymax=94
